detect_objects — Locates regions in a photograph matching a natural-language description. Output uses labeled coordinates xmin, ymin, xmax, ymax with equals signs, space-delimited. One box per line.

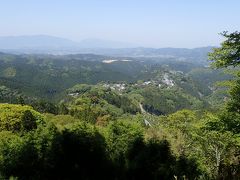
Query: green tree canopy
xmin=0 ymin=104 xmax=44 ymax=132
xmin=209 ymin=31 xmax=240 ymax=68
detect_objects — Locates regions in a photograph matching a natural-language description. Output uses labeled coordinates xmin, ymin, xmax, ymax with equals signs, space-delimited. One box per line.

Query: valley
xmin=0 ymin=36 xmax=239 ymax=180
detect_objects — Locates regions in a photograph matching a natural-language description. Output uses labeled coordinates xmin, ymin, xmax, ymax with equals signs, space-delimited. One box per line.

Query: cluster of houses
xmin=140 ymin=73 xmax=175 ymax=88
xmin=100 ymin=73 xmax=176 ymax=92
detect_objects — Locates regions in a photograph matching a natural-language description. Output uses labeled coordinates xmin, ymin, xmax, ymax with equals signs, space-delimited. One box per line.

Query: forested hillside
xmin=0 ymin=52 xmax=228 ymax=101
xmin=0 ymin=32 xmax=240 ymax=179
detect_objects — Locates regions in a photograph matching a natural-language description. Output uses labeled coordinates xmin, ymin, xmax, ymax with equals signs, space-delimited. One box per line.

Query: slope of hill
xmin=0 ymin=52 xmax=228 ymax=109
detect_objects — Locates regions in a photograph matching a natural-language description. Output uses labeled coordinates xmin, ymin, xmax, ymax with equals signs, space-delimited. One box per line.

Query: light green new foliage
xmin=0 ymin=131 xmax=24 ymax=174
xmin=47 ymin=114 xmax=78 ymax=131
xmin=3 ymin=67 xmax=16 ymax=78
xmin=0 ymin=104 xmax=44 ymax=132
xmin=105 ymin=120 xmax=144 ymax=162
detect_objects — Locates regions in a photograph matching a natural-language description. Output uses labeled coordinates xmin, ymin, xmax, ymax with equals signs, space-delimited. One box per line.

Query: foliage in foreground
xmin=0 ymin=104 xmax=202 ymax=180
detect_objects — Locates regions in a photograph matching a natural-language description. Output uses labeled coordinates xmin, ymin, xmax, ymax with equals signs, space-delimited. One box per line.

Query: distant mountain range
xmin=0 ymin=35 xmax=77 ymax=49
xmin=0 ymin=35 xmax=137 ymax=50
xmin=0 ymin=35 xmax=215 ymax=64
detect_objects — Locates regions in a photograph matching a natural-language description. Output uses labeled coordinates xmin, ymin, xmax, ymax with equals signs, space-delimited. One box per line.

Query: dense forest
xmin=0 ymin=32 xmax=240 ymax=179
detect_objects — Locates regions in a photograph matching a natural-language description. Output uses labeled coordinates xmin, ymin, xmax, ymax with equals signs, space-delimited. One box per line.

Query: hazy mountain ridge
xmin=0 ymin=35 xmax=136 ymax=50
xmin=0 ymin=35 xmax=214 ymax=62
xmin=0 ymin=35 xmax=78 ymax=49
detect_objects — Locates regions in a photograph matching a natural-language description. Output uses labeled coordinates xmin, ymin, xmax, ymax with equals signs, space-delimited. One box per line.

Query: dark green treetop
xmin=209 ymin=31 xmax=240 ymax=68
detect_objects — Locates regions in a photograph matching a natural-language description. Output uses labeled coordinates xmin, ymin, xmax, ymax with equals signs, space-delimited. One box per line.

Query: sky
xmin=0 ymin=0 xmax=240 ymax=48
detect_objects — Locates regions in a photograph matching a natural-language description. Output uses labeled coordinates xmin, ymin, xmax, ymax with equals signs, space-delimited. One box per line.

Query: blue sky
xmin=0 ymin=0 xmax=240 ymax=48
